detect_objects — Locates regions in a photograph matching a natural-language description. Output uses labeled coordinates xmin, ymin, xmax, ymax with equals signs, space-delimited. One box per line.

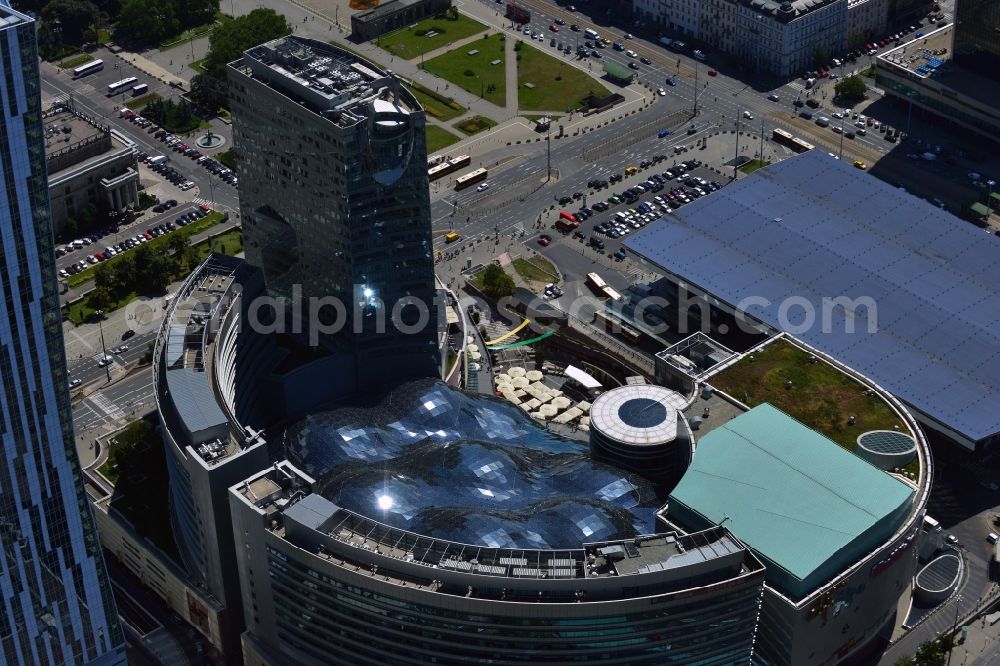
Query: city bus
xmin=586 ymin=272 xmax=607 ymax=292
xmin=107 ymin=77 xmax=139 ymax=97
xmin=772 ymin=128 xmax=796 ymax=149
xmin=72 ymin=59 xmax=104 ymax=79
xmin=790 ymin=137 xmax=815 ymax=153
xmin=454 ymin=167 xmax=488 ymax=190
xmin=428 ymin=154 xmax=471 ymax=181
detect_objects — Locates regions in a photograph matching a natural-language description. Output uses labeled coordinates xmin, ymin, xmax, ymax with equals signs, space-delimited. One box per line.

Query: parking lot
xmin=537 ymin=157 xmax=721 ymax=262
xmin=56 ymin=203 xmax=214 ymax=279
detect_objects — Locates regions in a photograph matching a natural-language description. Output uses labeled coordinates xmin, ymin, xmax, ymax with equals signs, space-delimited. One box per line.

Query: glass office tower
xmin=228 ymin=37 xmax=439 ymax=392
xmin=953 ymin=0 xmax=1000 ymax=81
xmin=0 ymin=4 xmax=124 ymax=664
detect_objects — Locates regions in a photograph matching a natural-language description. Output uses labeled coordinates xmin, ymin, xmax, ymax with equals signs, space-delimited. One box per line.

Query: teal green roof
xmin=603 ymin=61 xmax=633 ymax=82
xmin=668 ymin=404 xmax=914 ymax=599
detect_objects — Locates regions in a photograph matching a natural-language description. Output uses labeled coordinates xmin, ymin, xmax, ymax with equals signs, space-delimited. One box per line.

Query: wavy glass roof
xmin=284 ymin=380 xmax=662 ymax=549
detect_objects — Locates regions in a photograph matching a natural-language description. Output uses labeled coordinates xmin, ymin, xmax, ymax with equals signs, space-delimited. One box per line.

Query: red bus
xmin=506 ymin=2 xmax=530 ymax=24
xmin=559 ymin=210 xmax=578 ymax=224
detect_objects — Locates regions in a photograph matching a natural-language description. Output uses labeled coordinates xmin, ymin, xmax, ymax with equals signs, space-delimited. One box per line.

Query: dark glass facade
xmin=0 ymin=5 xmax=123 ymax=664
xmin=953 ymin=0 xmax=1000 ymax=81
xmin=265 ymin=545 xmax=763 ymax=665
xmin=228 ymin=38 xmax=439 ymax=391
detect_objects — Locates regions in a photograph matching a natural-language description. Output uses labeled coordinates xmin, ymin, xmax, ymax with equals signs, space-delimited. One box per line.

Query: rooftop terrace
xmin=705 ymin=337 xmax=912 ymax=465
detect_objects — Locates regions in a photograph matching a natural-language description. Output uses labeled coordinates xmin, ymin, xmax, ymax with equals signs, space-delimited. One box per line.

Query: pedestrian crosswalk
xmin=192 ymin=197 xmax=213 ymax=207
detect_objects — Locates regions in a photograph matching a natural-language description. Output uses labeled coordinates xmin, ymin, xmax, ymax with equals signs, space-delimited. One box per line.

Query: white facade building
xmin=634 ymin=0 xmax=849 ymax=76
xmin=848 ymin=0 xmax=889 ymax=48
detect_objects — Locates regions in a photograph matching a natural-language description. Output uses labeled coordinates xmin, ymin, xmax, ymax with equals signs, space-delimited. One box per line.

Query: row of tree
xmin=87 ymin=233 xmax=199 ymax=311
xmin=24 ymin=0 xmax=219 ymax=57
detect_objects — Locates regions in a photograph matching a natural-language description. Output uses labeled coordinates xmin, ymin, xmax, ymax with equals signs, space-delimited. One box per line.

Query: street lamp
xmin=945 ymin=594 xmax=962 ymax=666
xmin=94 ymin=309 xmax=111 ymax=382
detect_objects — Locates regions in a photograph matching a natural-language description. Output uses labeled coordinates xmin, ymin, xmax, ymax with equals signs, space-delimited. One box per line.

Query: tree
xmin=42 ymin=0 xmax=104 ymax=45
xmin=894 ymin=656 xmax=917 ymax=666
xmin=172 ymin=0 xmax=219 ymax=28
xmin=835 ymin=74 xmax=868 ymax=101
xmin=37 ymin=23 xmax=65 ymax=61
xmin=812 ymin=45 xmax=830 ymax=69
xmin=60 ymin=217 xmax=78 ymax=241
xmin=86 ymin=285 xmax=113 ymax=311
xmin=114 ymin=0 xmax=177 ymax=46
xmin=479 ymin=264 xmax=515 ymax=299
xmin=914 ymin=640 xmax=943 ymax=666
xmin=189 ymin=73 xmax=229 ymax=113
xmin=201 ymin=8 xmax=291 ymax=80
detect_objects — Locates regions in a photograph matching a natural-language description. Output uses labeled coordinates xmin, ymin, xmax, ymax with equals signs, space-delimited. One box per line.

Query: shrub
xmin=464 ymin=69 xmax=475 ymax=77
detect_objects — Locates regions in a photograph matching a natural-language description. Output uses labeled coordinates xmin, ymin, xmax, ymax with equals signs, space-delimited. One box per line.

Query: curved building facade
xmin=230 ymin=463 xmax=767 ymax=666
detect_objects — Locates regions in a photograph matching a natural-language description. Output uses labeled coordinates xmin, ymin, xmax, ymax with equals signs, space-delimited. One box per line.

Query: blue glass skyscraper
xmin=0 ymin=3 xmax=124 ymax=663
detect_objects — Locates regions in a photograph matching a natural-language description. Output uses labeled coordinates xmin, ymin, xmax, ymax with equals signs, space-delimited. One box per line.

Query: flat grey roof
xmin=625 ymin=149 xmax=1000 ymax=443
xmin=165 ymin=368 xmax=227 ymax=435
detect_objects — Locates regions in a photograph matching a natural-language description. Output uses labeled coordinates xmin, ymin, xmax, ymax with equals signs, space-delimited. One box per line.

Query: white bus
xmin=131 ymin=83 xmax=149 ymax=96
xmin=72 ymin=59 xmax=104 ymax=79
xmin=107 ymin=77 xmax=138 ymax=97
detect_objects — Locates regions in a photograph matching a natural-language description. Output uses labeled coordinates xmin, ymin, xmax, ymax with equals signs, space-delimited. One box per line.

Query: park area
xmin=378 ymin=12 xmax=487 ymax=59
xmin=422 ymin=34 xmax=506 ymax=107
xmin=516 ymin=43 xmax=612 ymax=112
xmin=709 ymin=338 xmax=914 ymax=470
xmin=425 ymin=125 xmax=460 ymax=153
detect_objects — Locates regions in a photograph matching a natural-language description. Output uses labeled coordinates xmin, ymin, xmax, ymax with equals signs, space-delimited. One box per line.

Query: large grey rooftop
xmin=237 ymin=36 xmax=415 ymax=125
xmin=624 ymin=149 xmax=1000 ymax=444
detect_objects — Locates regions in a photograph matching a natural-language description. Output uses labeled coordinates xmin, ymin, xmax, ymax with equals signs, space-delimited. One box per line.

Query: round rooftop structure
xmin=856 ymin=430 xmax=917 ymax=470
xmin=589 ymin=385 xmax=693 ymax=487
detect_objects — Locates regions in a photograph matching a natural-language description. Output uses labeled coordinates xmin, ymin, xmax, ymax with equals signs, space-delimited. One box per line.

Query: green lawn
xmin=58 ymin=54 xmax=94 ymax=70
xmin=709 ymin=339 xmax=912 ymax=466
xmin=190 ymin=56 xmax=208 ymax=73
xmin=422 ymin=34 xmax=507 ymax=107
xmin=216 ymin=148 xmax=237 ymax=169
xmin=739 ymin=159 xmax=770 ymax=175
xmin=378 ymin=13 xmax=488 ymax=59
xmin=192 ymin=228 xmax=243 ymax=258
xmin=426 ymin=125 xmax=461 ymax=153
xmin=406 ymin=83 xmax=466 ymax=121
xmin=453 ymin=115 xmax=497 ymax=136
xmin=65 ymin=290 xmax=137 ymax=326
xmin=513 ymin=255 xmax=559 ymax=284
xmin=125 ymin=92 xmax=161 ymax=110
xmin=516 ymin=43 xmax=612 ymax=112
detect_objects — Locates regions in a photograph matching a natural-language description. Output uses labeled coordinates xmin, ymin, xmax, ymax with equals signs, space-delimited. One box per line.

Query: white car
xmin=743 ymin=111 xmax=753 ymax=120
xmin=625 ymin=50 xmax=637 ymax=58
xmin=692 ymin=49 xmax=706 ymax=60
xmin=97 ymin=356 xmax=113 ymax=368
xmin=833 ymin=111 xmax=845 ymax=119
xmin=657 ymin=88 xmax=666 ymax=96
xmin=115 ymin=345 xmax=129 ymax=354
xmin=476 ymin=182 xmax=490 ymax=192
xmin=69 ymin=378 xmax=82 ymax=388
xmin=58 ymin=269 xmax=69 ymax=278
